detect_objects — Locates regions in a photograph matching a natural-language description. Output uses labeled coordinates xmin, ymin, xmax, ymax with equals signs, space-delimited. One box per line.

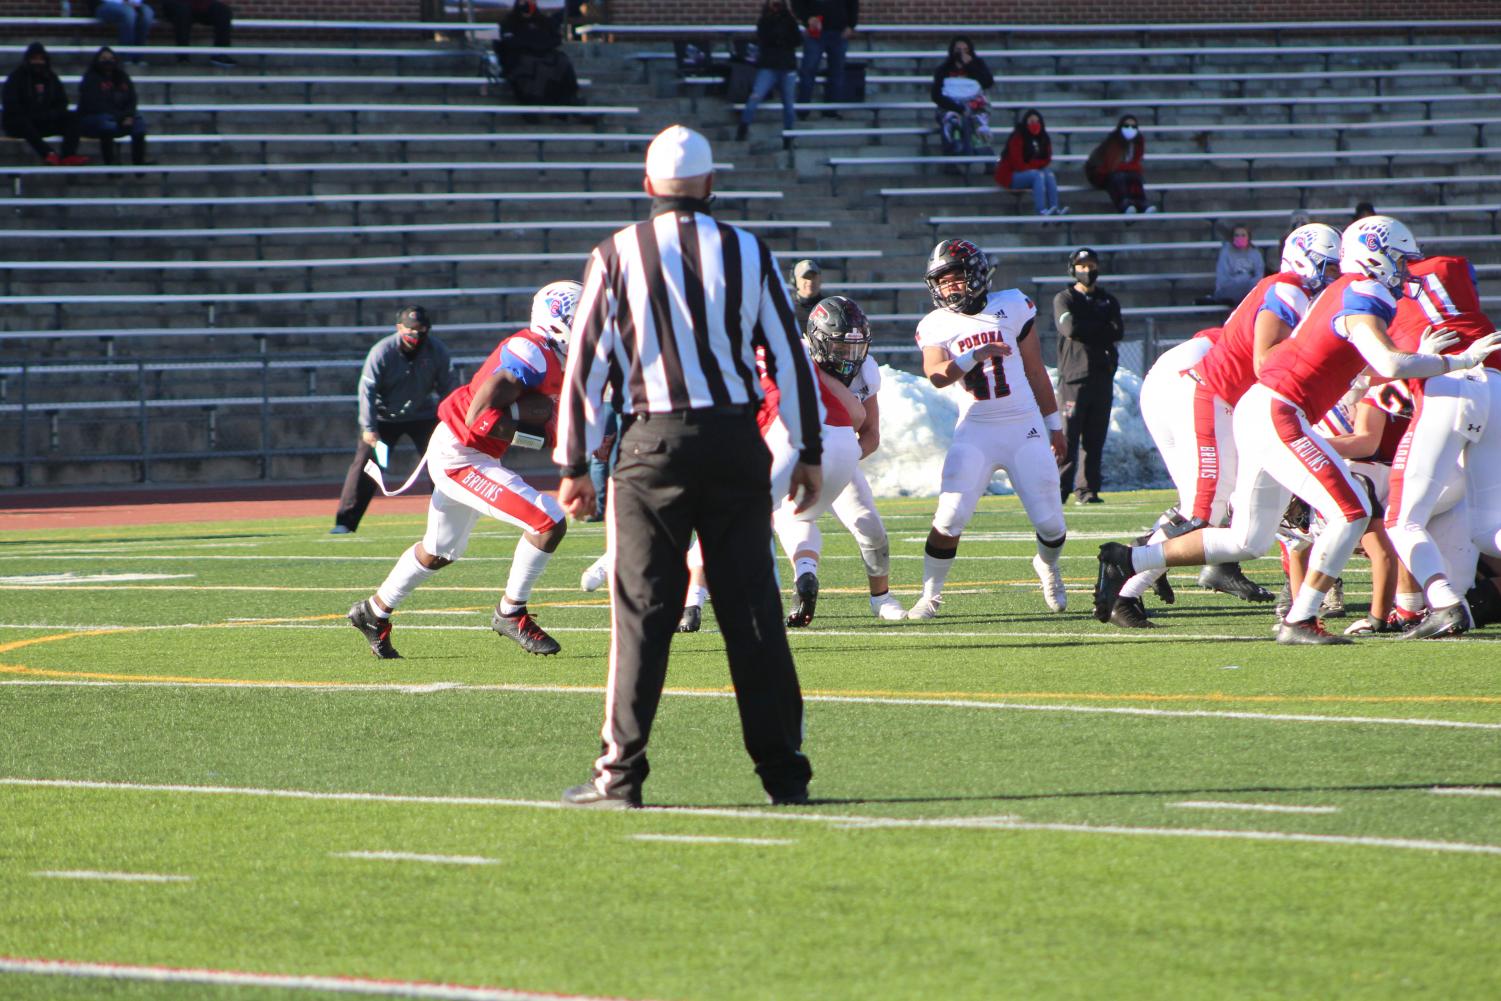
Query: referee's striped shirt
xmin=553 ymin=197 xmax=824 ymax=476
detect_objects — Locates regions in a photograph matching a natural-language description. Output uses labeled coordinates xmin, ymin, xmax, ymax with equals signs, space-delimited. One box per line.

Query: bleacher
xmin=4 ymin=15 xmax=1499 ymax=487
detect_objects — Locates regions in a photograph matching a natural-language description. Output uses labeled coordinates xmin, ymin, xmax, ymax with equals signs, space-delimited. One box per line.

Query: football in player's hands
xmin=489 ymin=393 xmax=556 ymax=442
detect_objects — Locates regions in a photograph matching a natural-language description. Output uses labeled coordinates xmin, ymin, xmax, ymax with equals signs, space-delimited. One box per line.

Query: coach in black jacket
xmin=1053 ymin=248 xmax=1123 ymax=504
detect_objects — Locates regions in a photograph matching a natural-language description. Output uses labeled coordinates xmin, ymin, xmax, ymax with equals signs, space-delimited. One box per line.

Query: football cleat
xmin=1198 ymin=563 xmax=1274 ymax=603
xmin=491 ymin=606 xmax=561 ymax=655
xmin=1033 ymin=554 xmax=1067 ymax=612
xmin=786 ymin=572 xmax=819 ymax=628
xmin=1387 ymin=607 xmax=1425 ymax=632
xmin=348 ymin=599 xmax=401 ymax=659
xmin=580 ymin=559 xmax=609 ymax=593
xmin=1320 ymin=577 xmax=1346 ymax=618
xmin=1151 ymin=572 xmax=1176 ymax=605
xmin=870 ymin=592 xmax=906 ymax=621
xmin=906 ymin=594 xmax=943 ymax=620
xmin=1092 ymin=543 xmax=1133 ymax=623
xmin=677 ymin=605 xmax=702 ymax=633
xmin=1275 ymin=617 xmax=1352 ymax=646
xmin=561 ymin=782 xmax=640 ymax=810
xmin=1109 ymin=596 xmax=1155 ymax=629
xmin=1402 ymin=603 xmax=1470 ymax=640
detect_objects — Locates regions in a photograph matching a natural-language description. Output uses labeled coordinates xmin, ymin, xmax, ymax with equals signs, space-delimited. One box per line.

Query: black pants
xmin=334 ymin=418 xmax=436 ymax=531
xmin=594 ymin=407 xmax=812 ymax=801
xmin=4 ymin=111 xmax=80 ymax=158
xmin=1105 ymin=170 xmax=1147 ymax=212
xmin=1058 ymin=377 xmax=1114 ymax=498
xmin=162 ymin=0 xmax=233 ymax=48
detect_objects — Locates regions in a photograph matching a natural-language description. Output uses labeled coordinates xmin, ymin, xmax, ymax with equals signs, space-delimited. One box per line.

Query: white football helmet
xmin=530 ymin=280 xmax=583 ymax=357
xmin=1339 ymin=215 xmax=1422 ymax=294
xmin=1280 ymin=223 xmax=1341 ymax=293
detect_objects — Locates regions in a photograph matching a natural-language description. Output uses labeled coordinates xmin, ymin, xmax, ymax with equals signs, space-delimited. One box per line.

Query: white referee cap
xmin=645 ymin=125 xmax=713 ymax=180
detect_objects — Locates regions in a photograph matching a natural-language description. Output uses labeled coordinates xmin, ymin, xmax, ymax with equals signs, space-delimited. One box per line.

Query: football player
xmin=1095 ymin=216 xmax=1499 ymax=644
xmin=908 ymin=239 xmax=1068 ymax=619
xmin=1108 ymin=224 xmax=1341 ymax=628
xmin=348 ymin=281 xmax=583 ymax=658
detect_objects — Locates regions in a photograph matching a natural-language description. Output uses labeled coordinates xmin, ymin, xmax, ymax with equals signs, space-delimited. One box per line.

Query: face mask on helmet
xmin=925 ymin=239 xmax=990 ymax=314
xmin=805 ymin=296 xmax=872 ymax=385
xmin=530 ymin=280 xmax=583 ymax=357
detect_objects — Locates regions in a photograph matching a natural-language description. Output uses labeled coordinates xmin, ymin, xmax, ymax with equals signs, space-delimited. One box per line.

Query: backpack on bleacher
xmin=673 ymin=38 xmax=729 ymax=83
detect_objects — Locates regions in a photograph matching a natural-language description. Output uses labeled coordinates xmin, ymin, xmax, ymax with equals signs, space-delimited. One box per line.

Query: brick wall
xmin=0 ymin=0 xmax=424 ymax=20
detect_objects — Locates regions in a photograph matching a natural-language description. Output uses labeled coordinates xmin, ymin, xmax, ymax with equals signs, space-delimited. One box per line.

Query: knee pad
xmin=858 ymin=540 xmax=890 ymax=578
xmin=1036 ymin=531 xmax=1065 ymax=552
xmin=1033 ymin=514 xmax=1067 ymax=545
xmin=932 ymin=492 xmax=978 ymax=539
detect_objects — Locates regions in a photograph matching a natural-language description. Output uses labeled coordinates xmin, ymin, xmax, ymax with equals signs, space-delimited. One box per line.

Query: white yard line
xmin=332 ymin=850 xmax=498 ymax=865
xmin=1169 ymin=801 xmax=1340 ymax=815
xmin=629 ymin=834 xmax=794 ymax=846
xmin=4 ymin=777 xmax=1501 ymax=857
xmin=0 ymin=957 xmax=644 ymax=1000
xmin=1430 ymin=786 xmax=1501 ymax=798
xmin=32 ymin=870 xmax=191 ymax=883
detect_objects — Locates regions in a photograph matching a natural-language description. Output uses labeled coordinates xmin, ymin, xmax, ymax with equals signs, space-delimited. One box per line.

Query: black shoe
xmin=735 ymin=122 xmax=748 ymax=141
xmin=491 ymin=606 xmax=561 ymax=655
xmin=782 ymin=136 xmax=794 ymax=151
xmin=1275 ymin=617 xmax=1352 ymax=646
xmin=786 ymin=572 xmax=819 ymax=627
xmin=348 ymin=599 xmax=400 ymax=659
xmin=677 ymin=605 xmax=702 ymax=633
xmin=766 ymin=787 xmax=809 ymax=806
xmin=1151 ymin=572 xmax=1176 ymax=605
xmin=1109 ymin=596 xmax=1155 ymax=629
xmin=1198 ymin=563 xmax=1274 ymax=603
xmin=1403 ymin=603 xmax=1471 ymax=640
xmin=562 ymin=783 xmax=640 ymax=809
xmin=1092 ymin=543 xmax=1133 ymax=623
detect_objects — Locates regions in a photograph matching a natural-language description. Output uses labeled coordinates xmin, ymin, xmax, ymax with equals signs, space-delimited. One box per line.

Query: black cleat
xmin=1403 ymin=603 xmax=1471 ymax=640
xmin=677 ymin=605 xmax=702 ymax=633
xmin=1151 ymin=572 xmax=1176 ymax=605
xmin=1093 ymin=543 xmax=1133 ymax=623
xmin=1109 ymin=596 xmax=1156 ymax=629
xmin=1198 ymin=563 xmax=1275 ymax=603
xmin=786 ymin=572 xmax=819 ymax=628
xmin=491 ymin=606 xmax=561 ymax=655
xmin=766 ymin=787 xmax=810 ymax=806
xmin=1275 ymin=617 xmax=1352 ymax=646
xmin=562 ymin=782 xmax=640 ymax=809
xmin=348 ymin=599 xmax=401 ymax=659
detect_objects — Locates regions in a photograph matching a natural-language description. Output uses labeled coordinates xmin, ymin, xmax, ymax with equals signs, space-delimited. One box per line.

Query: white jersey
xmin=915 ymin=289 xmax=1040 ymax=422
xmin=848 ymin=356 xmax=881 ymax=404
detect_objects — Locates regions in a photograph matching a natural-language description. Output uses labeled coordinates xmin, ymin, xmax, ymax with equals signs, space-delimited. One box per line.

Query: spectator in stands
xmin=161 ymin=0 xmax=235 ymax=67
xmin=993 ymin=108 xmax=1064 ymax=215
xmin=2 ymin=43 xmax=88 ymax=166
xmin=735 ymin=0 xmax=800 ymax=147
xmin=792 ymin=258 xmax=823 ymax=329
xmin=93 ymin=0 xmax=155 ymax=53
xmin=77 ymin=47 xmax=149 ymax=166
xmin=930 ymin=36 xmax=993 ymax=156
xmin=497 ymin=0 xmax=579 ymax=107
xmin=1201 ymin=223 xmax=1265 ymax=307
xmin=1352 ymin=200 xmax=1376 ymax=224
xmin=793 ymin=0 xmax=857 ymax=116
xmin=1282 ymin=207 xmax=1312 ymax=245
xmin=1085 ymin=115 xmax=1153 ymax=214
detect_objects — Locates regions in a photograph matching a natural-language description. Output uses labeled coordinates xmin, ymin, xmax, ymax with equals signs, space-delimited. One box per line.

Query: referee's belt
xmin=630 ymin=403 xmax=756 ymax=424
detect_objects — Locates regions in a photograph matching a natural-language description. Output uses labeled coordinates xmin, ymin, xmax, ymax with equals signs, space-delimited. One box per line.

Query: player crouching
xmin=348 ymin=281 xmax=581 ymax=658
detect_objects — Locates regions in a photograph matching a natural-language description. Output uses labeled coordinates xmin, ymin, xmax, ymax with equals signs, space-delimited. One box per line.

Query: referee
xmin=553 ymin=124 xmax=825 ymax=809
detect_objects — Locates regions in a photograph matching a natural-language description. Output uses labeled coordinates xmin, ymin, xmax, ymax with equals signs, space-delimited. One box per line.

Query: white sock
xmin=794 ymin=556 xmax=818 ymax=579
xmin=1425 ymin=579 xmax=1464 ymax=611
xmin=684 ymin=584 xmax=708 ymax=609
xmin=1118 ymin=569 xmax=1161 ymax=601
xmin=1035 ymin=535 xmax=1063 ymax=566
xmin=503 ymin=537 xmax=552 ymax=607
xmin=922 ymin=550 xmax=955 ymax=598
xmin=374 ymin=545 xmax=436 ymax=613
xmin=1287 ymin=586 xmax=1327 ymax=623
xmin=1131 ymin=544 xmax=1167 ymax=572
xmin=1396 ymin=591 xmax=1425 ymax=613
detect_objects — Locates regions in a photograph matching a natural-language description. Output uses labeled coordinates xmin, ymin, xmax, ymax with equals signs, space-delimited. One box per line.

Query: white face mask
xmin=1120 ymin=127 xmax=1138 ymax=141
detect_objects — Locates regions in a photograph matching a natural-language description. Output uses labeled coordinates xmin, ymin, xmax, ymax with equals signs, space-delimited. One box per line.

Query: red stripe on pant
xmin=1383 ymin=390 xmax=1423 ymax=530
xmin=445 ymin=465 xmax=557 ymax=534
xmin=1189 ymin=382 xmax=1221 ymax=523
xmin=1268 ymin=400 xmax=1369 ymax=523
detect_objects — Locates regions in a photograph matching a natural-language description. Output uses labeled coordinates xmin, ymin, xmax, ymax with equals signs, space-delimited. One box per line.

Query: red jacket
xmin=993 ymin=129 xmax=1052 ymax=189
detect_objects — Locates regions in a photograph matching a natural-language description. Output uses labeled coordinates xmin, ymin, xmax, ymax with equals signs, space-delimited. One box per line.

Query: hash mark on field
xmin=332 ymin=850 xmax=498 ymax=866
xmin=33 ymin=870 xmax=191 ymax=883
xmin=1169 ymin=801 xmax=1340 ymax=815
xmin=629 ymin=834 xmax=794 ymax=846
xmin=1430 ymin=786 xmax=1501 ymax=798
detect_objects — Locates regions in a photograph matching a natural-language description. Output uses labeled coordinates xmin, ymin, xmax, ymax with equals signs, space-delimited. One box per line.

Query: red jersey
xmin=1258 ymin=274 xmax=1397 ymax=421
xmin=1190 ymin=273 xmax=1308 ymax=406
xmin=1389 ymin=255 xmax=1499 ymax=378
xmin=757 ymin=368 xmax=852 ymax=431
xmin=437 ymin=329 xmax=563 ymax=459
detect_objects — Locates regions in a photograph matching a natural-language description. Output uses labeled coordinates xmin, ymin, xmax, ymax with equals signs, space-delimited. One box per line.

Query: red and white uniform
xmin=914 ymin=290 xmax=1065 ymax=541
xmin=762 ymin=358 xmax=866 ymax=545
xmin=1384 ymin=256 xmax=1501 ymax=574
xmin=1138 ymin=326 xmax=1226 ymax=524
xmin=421 ymin=330 xmax=566 ymax=560
xmin=1177 ymin=273 xmax=1310 ymax=523
xmin=1197 ymin=274 xmax=1385 ymax=580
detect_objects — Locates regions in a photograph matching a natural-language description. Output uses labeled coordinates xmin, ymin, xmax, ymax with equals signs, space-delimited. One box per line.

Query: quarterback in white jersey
xmin=909 ymin=239 xmax=1068 ymax=619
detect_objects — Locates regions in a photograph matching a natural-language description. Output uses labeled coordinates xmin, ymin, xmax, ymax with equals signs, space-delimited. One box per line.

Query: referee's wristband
xmin=1044 ymin=411 xmax=1063 ymax=432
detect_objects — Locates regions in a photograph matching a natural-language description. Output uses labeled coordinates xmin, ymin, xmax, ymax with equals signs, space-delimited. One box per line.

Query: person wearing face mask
xmin=77 ymin=47 xmax=149 ymax=166
xmin=1084 ymin=115 xmax=1152 ymax=214
xmin=993 ymin=107 xmax=1064 ymax=216
xmin=1053 ymin=248 xmax=1123 ymax=505
xmin=331 ymin=306 xmax=457 ymax=535
xmin=930 ymin=35 xmax=993 ymax=156
xmin=1207 ymin=223 xmax=1267 ymax=307
xmin=497 ymin=0 xmax=578 ymax=107
xmin=791 ymin=258 xmax=823 ymax=329
xmin=2 ymin=43 xmax=88 ymax=165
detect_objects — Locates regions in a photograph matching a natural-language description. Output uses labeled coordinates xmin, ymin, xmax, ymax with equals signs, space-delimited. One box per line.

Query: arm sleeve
xmin=1214 ymin=246 xmax=1235 ymax=295
xmin=972 ymin=59 xmax=994 ymax=90
xmin=1053 ymin=290 xmax=1074 ymax=340
xmin=1349 ymin=323 xmax=1448 ymax=380
xmin=754 ymin=239 xmax=825 ymax=464
xmin=552 ymin=247 xmax=617 ymax=476
xmin=356 ymin=346 xmax=382 ymax=432
xmin=1109 ymin=296 xmax=1124 ymax=342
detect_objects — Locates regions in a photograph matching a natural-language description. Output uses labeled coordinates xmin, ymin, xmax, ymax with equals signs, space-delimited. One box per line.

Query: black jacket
xmin=78 ymin=64 xmax=137 ymax=118
xmin=1053 ymin=285 xmax=1123 ymax=384
xmin=3 ymin=47 xmax=68 ymax=131
xmin=930 ymin=56 xmax=994 ymax=113
xmin=792 ymin=0 xmax=858 ymax=34
xmin=754 ymin=5 xmax=802 ymax=72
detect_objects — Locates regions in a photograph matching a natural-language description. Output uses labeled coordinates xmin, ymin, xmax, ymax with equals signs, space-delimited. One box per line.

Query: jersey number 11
xmin=963 ymin=357 xmax=1011 ymax=400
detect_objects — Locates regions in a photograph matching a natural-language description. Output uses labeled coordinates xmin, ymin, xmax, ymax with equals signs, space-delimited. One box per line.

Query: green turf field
xmin=2 ymin=490 xmax=1498 ymax=1000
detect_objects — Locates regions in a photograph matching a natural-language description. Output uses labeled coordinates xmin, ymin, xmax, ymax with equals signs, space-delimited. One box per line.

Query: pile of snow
xmin=862 ymin=365 xmax=1169 ymax=498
